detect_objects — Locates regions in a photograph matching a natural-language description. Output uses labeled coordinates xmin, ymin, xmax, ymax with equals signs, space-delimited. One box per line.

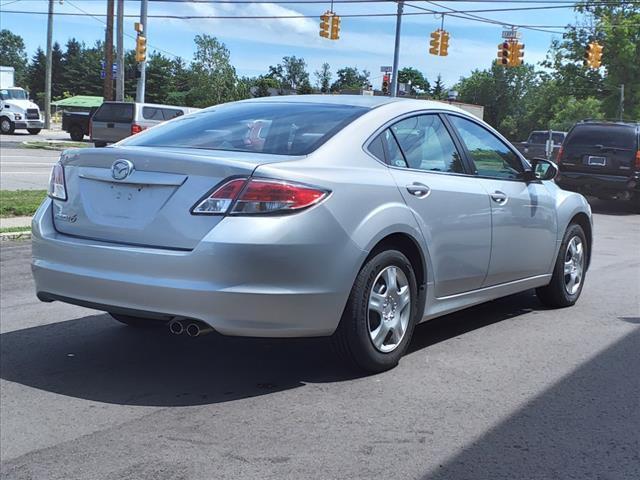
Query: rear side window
xmin=390 ymin=115 xmax=464 ymax=173
xmin=566 ymin=124 xmax=637 ymax=150
xmin=162 ymin=108 xmax=183 ymax=120
xmin=142 ymin=107 xmax=164 ymax=121
xmin=93 ymin=103 xmax=134 ymax=123
xmin=122 ymin=102 xmax=368 ymax=155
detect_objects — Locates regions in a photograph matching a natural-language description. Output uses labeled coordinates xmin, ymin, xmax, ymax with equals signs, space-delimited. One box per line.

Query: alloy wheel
xmin=368 ymin=265 xmax=411 ymax=353
xmin=564 ymin=236 xmax=585 ymax=295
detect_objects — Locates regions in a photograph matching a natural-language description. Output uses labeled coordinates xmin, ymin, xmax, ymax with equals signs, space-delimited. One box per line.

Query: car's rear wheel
xmin=110 ymin=313 xmax=167 ymax=328
xmin=536 ymin=223 xmax=587 ymax=308
xmin=93 ymin=141 xmax=107 ymax=148
xmin=332 ymin=249 xmax=418 ymax=373
xmin=27 ymin=128 xmax=41 ymax=135
xmin=69 ymin=125 xmax=84 ymax=141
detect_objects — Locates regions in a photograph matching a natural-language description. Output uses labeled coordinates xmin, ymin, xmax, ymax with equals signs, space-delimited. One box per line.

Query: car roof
xmin=236 ymin=94 xmax=465 ymax=113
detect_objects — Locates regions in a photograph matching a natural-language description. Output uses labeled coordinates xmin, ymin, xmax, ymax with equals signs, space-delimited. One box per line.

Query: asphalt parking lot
xmin=0 ymin=203 xmax=639 ymax=480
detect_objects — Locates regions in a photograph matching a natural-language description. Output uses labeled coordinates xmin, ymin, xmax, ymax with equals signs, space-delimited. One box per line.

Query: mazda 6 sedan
xmin=32 ymin=95 xmax=592 ymax=372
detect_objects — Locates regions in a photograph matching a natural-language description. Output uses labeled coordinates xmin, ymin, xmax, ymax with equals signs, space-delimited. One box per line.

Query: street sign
xmin=380 ymin=66 xmax=392 ymax=73
xmin=502 ymin=29 xmax=521 ymax=39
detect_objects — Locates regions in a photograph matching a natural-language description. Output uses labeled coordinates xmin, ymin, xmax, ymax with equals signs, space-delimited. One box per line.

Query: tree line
xmin=0 ymin=2 xmax=637 ymax=140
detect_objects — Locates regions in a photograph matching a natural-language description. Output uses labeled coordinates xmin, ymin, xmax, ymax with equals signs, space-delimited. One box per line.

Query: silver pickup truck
xmin=516 ymin=130 xmax=567 ymax=160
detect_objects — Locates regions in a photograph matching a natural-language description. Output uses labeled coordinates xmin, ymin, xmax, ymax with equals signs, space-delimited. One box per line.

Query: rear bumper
xmin=557 ymin=171 xmax=640 ymax=197
xmin=31 ymin=199 xmax=363 ymax=337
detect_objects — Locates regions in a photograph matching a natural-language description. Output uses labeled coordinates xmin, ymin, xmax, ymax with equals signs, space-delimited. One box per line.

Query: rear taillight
xmin=191 ymin=178 xmax=330 ymax=215
xmin=131 ymin=124 xmax=144 ymax=135
xmin=88 ymin=119 xmax=92 ymax=138
xmin=635 ymin=150 xmax=640 ymax=169
xmin=47 ymin=161 xmax=67 ymax=201
xmin=556 ymin=146 xmax=564 ymax=164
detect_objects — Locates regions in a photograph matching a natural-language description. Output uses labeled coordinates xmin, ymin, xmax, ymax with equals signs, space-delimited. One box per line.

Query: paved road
xmin=0 ymin=147 xmax=60 ymax=190
xmin=1 ymin=207 xmax=638 ymax=480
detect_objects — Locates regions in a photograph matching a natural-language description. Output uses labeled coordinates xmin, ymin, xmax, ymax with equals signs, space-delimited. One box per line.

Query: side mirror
xmin=528 ymin=158 xmax=558 ymax=181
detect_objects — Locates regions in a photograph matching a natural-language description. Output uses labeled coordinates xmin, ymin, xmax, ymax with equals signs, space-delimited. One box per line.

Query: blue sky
xmin=1 ymin=0 xmax=580 ymax=88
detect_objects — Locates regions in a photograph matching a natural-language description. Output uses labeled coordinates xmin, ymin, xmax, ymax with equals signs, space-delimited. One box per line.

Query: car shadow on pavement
xmin=0 ymin=291 xmax=545 ymax=408
xmin=419 ymin=329 xmax=640 ymax=480
xmin=587 ymin=198 xmax=638 ymax=216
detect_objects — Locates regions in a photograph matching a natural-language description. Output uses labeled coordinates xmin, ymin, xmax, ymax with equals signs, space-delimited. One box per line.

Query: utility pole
xmin=44 ymin=0 xmax=54 ymax=129
xmin=136 ymin=0 xmax=149 ymax=103
xmin=390 ymin=1 xmax=403 ymax=98
xmin=103 ymin=0 xmax=115 ymax=101
xmin=619 ymin=84 xmax=625 ymax=121
xmin=115 ymin=0 xmax=125 ymax=101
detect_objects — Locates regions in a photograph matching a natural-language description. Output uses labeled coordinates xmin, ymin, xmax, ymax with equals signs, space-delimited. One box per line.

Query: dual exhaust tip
xmin=168 ymin=319 xmax=213 ymax=337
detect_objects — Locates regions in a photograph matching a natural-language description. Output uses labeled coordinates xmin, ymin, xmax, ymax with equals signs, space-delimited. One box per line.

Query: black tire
xmin=0 ymin=117 xmax=15 ymax=134
xmin=536 ymin=223 xmax=588 ymax=308
xmin=332 ymin=249 xmax=419 ymax=373
xmin=69 ymin=126 xmax=84 ymax=141
xmin=27 ymin=128 xmax=41 ymax=135
xmin=110 ymin=313 xmax=167 ymax=328
xmin=93 ymin=141 xmax=107 ymax=148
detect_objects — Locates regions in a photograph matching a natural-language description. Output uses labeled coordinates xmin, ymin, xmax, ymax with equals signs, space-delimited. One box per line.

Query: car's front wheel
xmin=0 ymin=117 xmax=15 ymax=134
xmin=27 ymin=128 xmax=41 ymax=135
xmin=536 ymin=223 xmax=588 ymax=307
xmin=110 ymin=313 xmax=167 ymax=328
xmin=332 ymin=249 xmax=418 ymax=373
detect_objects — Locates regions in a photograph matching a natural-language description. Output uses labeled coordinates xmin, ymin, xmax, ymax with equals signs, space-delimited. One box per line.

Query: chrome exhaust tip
xmin=186 ymin=322 xmax=213 ymax=337
xmin=168 ymin=319 xmax=184 ymax=335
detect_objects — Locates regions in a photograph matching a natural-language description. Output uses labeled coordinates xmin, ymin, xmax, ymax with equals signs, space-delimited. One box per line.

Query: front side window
xmin=448 ymin=115 xmax=524 ymax=179
xmin=142 ymin=107 xmax=164 ymax=121
xmin=162 ymin=108 xmax=183 ymax=120
xmin=122 ymin=102 xmax=368 ymax=156
xmin=390 ymin=115 xmax=465 ymax=174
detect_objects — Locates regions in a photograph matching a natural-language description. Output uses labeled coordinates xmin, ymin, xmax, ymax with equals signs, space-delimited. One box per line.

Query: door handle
xmin=406 ymin=183 xmax=431 ymax=198
xmin=490 ymin=190 xmax=508 ymax=204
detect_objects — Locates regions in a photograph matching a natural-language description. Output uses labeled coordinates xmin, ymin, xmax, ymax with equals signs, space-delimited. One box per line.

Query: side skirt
xmin=420 ymin=274 xmax=552 ymax=323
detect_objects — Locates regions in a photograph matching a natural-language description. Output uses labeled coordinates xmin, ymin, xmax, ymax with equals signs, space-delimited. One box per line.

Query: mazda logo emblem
xmin=111 ymin=159 xmax=134 ymax=180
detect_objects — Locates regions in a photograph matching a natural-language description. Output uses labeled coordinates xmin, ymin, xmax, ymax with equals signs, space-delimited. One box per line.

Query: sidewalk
xmin=0 ymin=216 xmax=32 ymax=228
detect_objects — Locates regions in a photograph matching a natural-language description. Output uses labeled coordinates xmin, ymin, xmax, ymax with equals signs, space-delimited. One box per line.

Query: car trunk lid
xmin=53 ymin=146 xmax=299 ymax=249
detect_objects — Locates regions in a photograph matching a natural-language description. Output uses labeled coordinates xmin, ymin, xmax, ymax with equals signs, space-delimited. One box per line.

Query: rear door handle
xmin=490 ymin=190 xmax=508 ymax=204
xmin=406 ymin=183 xmax=431 ymax=198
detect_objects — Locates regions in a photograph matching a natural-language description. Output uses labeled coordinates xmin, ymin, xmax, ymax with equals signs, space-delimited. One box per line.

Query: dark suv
xmin=556 ymin=121 xmax=640 ymax=207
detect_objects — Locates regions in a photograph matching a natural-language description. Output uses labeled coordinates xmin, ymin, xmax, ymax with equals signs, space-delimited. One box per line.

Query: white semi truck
xmin=0 ymin=66 xmax=44 ymax=135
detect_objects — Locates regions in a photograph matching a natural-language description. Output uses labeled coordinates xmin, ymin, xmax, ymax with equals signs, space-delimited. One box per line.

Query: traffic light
xmin=135 ymin=35 xmax=147 ymax=63
xmin=510 ymin=42 xmax=524 ymax=66
xmin=382 ymin=74 xmax=390 ymax=95
xmin=584 ymin=41 xmax=603 ymax=68
xmin=497 ymin=41 xmax=510 ymax=65
xmin=429 ymin=30 xmax=441 ymax=55
xmin=330 ymin=14 xmax=341 ymax=40
xmin=439 ymin=30 xmax=450 ymax=56
xmin=320 ymin=11 xmax=330 ymax=39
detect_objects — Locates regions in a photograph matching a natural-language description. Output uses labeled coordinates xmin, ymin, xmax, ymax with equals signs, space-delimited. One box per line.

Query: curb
xmin=0 ymin=230 xmax=32 ymax=241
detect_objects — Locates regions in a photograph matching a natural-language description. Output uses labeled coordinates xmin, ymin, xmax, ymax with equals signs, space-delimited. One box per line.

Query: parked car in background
xmin=556 ymin=120 xmax=640 ymax=208
xmin=515 ymin=130 xmax=566 ymax=160
xmin=62 ymin=107 xmax=98 ymax=141
xmin=32 ymin=96 xmax=592 ymax=373
xmin=90 ymin=101 xmax=199 ymax=147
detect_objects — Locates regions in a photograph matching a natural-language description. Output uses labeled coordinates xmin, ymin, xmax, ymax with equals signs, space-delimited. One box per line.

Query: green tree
xmin=314 ymin=62 xmax=331 ymax=93
xmin=330 ymin=67 xmax=370 ymax=92
xmin=27 ymin=48 xmax=46 ymax=105
xmin=0 ymin=29 xmax=28 ymax=85
xmin=51 ymin=42 xmax=64 ymax=100
xmin=398 ymin=67 xmax=429 ymax=94
xmin=267 ymin=56 xmax=311 ymax=93
xmin=550 ymin=96 xmax=604 ymax=130
xmin=186 ymin=35 xmax=248 ymax=107
xmin=430 ymin=74 xmax=446 ymax=99
xmin=252 ymin=75 xmax=279 ymax=97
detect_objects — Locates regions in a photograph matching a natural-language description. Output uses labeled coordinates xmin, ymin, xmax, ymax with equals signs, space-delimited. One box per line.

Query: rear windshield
xmin=566 ymin=124 xmax=638 ymax=150
xmin=122 ymin=102 xmax=368 ymax=155
xmin=93 ymin=103 xmax=134 ymax=123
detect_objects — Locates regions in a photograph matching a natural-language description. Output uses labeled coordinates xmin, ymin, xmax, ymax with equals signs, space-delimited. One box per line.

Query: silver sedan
xmin=32 ymin=95 xmax=592 ymax=372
